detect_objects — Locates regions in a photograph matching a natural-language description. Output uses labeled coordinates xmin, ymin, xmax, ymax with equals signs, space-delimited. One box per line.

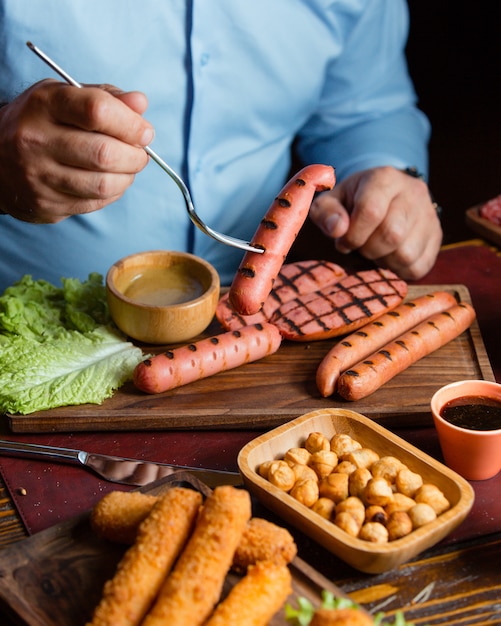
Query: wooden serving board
xmin=0 ymin=473 xmax=351 ymax=626
xmin=7 ymin=285 xmax=494 ymax=433
xmin=465 ymin=205 xmax=501 ymax=248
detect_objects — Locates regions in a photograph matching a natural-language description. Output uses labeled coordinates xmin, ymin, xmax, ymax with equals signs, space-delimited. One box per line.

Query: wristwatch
xmin=402 ymin=167 xmax=442 ymax=218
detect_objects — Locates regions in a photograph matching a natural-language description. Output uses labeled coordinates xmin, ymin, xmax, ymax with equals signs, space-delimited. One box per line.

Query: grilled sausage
xmin=133 ymin=322 xmax=282 ymax=394
xmin=216 ymin=259 xmax=346 ymax=331
xmin=337 ymin=302 xmax=476 ymax=401
xmin=228 ymin=164 xmax=336 ymax=316
xmin=271 ymin=269 xmax=408 ymax=342
xmin=316 ymin=291 xmax=458 ymax=396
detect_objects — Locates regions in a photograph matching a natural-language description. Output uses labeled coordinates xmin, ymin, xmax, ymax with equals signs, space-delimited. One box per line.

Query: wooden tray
xmin=0 ymin=472 xmax=350 ymax=626
xmin=238 ymin=409 xmax=475 ymax=574
xmin=7 ymin=285 xmax=494 ymax=433
xmin=465 ymin=205 xmax=501 ymax=248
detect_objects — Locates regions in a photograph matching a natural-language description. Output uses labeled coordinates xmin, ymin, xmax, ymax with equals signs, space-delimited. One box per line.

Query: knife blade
xmin=0 ymin=439 xmax=243 ymax=488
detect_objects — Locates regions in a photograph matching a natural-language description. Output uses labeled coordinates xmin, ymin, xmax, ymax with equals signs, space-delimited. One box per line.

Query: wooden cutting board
xmin=0 ymin=472 xmax=355 ymax=626
xmin=7 ymin=285 xmax=494 ymax=433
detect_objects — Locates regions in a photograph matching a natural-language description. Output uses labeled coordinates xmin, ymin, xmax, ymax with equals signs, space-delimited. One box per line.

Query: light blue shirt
xmin=0 ymin=0 xmax=429 ymax=290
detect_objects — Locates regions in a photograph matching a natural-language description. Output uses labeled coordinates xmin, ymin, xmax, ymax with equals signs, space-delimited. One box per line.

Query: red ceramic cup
xmin=431 ymin=380 xmax=501 ymax=481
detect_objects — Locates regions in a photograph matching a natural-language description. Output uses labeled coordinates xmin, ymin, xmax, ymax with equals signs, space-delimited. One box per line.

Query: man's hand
xmin=309 ymin=166 xmax=442 ymax=280
xmin=0 ymin=79 xmax=154 ymax=222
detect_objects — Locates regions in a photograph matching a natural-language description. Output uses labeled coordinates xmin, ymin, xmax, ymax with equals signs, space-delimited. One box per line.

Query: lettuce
xmin=0 ymin=274 xmax=144 ymax=415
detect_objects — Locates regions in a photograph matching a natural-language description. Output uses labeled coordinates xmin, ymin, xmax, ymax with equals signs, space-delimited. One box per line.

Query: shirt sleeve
xmin=295 ymin=0 xmax=431 ymax=180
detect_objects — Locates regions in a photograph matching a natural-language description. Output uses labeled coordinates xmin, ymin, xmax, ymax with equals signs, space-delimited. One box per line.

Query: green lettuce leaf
xmin=0 ymin=328 xmax=144 ymax=414
xmin=0 ymin=274 xmax=145 ymax=415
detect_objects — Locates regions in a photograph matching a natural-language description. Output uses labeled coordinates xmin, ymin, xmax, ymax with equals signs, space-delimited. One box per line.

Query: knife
xmin=0 ymin=440 xmax=243 ymax=488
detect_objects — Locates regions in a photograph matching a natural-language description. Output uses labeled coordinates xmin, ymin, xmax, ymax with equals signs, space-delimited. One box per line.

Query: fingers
xmin=309 ymin=193 xmax=350 ymax=239
xmin=48 ymin=83 xmax=154 ymax=147
xmin=0 ymin=80 xmax=153 ymax=222
xmin=310 ymin=167 xmax=443 ymax=280
xmin=373 ymin=217 xmax=443 ymax=280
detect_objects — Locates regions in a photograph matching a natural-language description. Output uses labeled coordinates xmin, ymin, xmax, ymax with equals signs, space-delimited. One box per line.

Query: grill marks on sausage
xmin=133 ymin=322 xmax=282 ymax=394
xmin=271 ymin=268 xmax=408 ymax=341
xmin=216 ymin=260 xmax=347 ymax=331
xmin=337 ymin=302 xmax=476 ymax=400
xmin=237 ymin=181 xmax=306 ymax=280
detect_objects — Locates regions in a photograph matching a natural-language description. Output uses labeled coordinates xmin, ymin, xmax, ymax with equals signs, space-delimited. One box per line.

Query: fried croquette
xmin=204 ymin=560 xmax=292 ymax=626
xmin=232 ymin=517 xmax=297 ymax=573
xmin=142 ymin=485 xmax=251 ymax=626
xmin=90 ymin=492 xmax=295 ymax=573
xmin=90 ymin=491 xmax=159 ymax=544
xmin=87 ymin=487 xmax=202 ymax=626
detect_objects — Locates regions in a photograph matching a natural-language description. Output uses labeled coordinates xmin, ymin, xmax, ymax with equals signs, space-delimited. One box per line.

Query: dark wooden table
xmin=1 ymin=240 xmax=500 ymax=624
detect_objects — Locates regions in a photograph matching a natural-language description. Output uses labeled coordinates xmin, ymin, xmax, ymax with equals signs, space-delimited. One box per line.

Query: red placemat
xmin=0 ymin=429 xmax=254 ymax=534
xmin=1 ymin=241 xmax=500 ymax=546
xmin=0 ymin=427 xmax=499 ymax=546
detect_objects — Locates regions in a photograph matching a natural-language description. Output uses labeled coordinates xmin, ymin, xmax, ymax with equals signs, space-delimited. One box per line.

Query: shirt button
xmin=200 ymin=52 xmax=210 ymax=67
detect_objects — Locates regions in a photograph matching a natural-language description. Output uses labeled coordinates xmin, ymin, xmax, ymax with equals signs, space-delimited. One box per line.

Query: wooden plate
xmin=238 ymin=408 xmax=475 ymax=574
xmin=466 ymin=205 xmax=501 ymax=247
xmin=0 ymin=472 xmax=351 ymax=626
xmin=7 ymin=284 xmax=495 ymax=433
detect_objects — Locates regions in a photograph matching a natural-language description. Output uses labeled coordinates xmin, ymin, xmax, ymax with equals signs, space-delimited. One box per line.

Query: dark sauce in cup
xmin=440 ymin=395 xmax=501 ymax=431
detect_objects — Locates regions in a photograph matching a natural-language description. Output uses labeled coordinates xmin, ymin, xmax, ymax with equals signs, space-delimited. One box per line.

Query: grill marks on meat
xmin=271 ymin=269 xmax=408 ymax=341
xmin=216 ymin=260 xmax=346 ymax=331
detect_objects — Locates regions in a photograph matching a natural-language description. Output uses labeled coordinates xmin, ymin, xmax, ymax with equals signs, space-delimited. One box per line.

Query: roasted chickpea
xmin=267 ymin=460 xmax=296 ymax=491
xmin=290 ymin=478 xmax=319 ymax=507
xmin=311 ymin=497 xmax=336 ymax=520
xmin=386 ymin=510 xmax=413 ymax=540
xmin=309 ymin=449 xmax=338 ymax=479
xmin=344 ymin=447 xmax=379 ymax=470
xmin=395 ymin=467 xmax=424 ymax=498
xmin=359 ymin=522 xmax=389 ymax=544
xmin=257 ymin=460 xmax=274 ymax=479
xmin=335 ymin=496 xmax=365 ymax=527
xmin=305 ymin=431 xmax=330 ymax=453
xmin=365 ymin=505 xmax=388 ymax=525
xmin=349 ymin=467 xmax=372 ymax=500
xmin=334 ymin=511 xmax=361 ymax=537
xmin=364 ymin=478 xmax=394 ymax=507
xmin=290 ymin=463 xmax=319 ymax=484
xmin=415 ymin=484 xmax=450 ymax=515
xmin=284 ymin=447 xmax=311 ymax=466
xmin=332 ymin=460 xmax=357 ymax=475
xmin=319 ymin=472 xmax=349 ymax=503
xmin=384 ymin=493 xmax=416 ymax=515
xmin=371 ymin=456 xmax=406 ymax=484
xmin=330 ymin=433 xmax=362 ymax=457
xmin=408 ymin=503 xmax=437 ymax=528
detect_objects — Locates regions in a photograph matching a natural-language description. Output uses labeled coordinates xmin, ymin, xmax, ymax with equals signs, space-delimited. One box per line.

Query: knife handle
xmin=0 ymin=440 xmax=84 ymax=465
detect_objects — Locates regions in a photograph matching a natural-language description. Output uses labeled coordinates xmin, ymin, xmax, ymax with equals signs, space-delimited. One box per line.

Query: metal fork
xmin=27 ymin=41 xmax=263 ymax=255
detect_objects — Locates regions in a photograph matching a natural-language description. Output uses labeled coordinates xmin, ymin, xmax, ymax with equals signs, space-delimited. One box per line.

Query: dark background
xmin=406 ymin=0 xmax=500 ymax=244
xmin=292 ymin=1 xmax=500 ymax=262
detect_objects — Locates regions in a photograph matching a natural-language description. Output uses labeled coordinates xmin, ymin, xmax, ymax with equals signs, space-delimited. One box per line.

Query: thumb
xmin=310 ymin=192 xmax=350 ymax=239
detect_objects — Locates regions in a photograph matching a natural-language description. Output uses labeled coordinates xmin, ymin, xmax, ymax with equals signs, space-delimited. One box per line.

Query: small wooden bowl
xmin=106 ymin=250 xmax=220 ymax=344
xmin=238 ymin=408 xmax=475 ymax=573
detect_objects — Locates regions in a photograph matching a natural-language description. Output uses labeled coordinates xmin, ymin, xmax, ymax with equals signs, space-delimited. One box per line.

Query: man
xmin=0 ymin=0 xmax=441 ymax=290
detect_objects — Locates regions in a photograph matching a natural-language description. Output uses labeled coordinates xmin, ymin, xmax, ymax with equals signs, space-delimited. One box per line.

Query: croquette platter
xmin=0 ymin=472 xmax=349 ymax=626
xmin=7 ymin=285 xmax=495 ymax=433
